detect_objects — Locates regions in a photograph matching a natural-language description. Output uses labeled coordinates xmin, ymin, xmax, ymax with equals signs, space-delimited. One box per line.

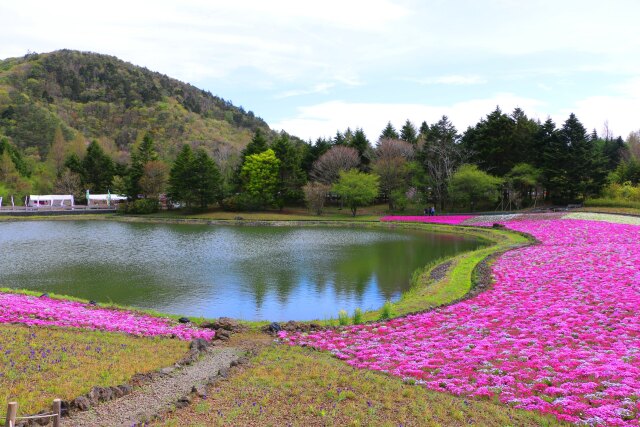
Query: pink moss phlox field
xmin=0 ymin=293 xmax=215 ymax=341
xmin=380 ymin=215 xmax=475 ymax=225
xmin=281 ymin=219 xmax=640 ymax=425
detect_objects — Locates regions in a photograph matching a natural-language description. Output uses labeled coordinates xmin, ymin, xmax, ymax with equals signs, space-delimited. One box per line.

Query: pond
xmin=0 ymin=221 xmax=483 ymax=321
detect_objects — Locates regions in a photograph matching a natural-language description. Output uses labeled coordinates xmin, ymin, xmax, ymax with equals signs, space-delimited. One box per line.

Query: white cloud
xmin=562 ymin=78 xmax=640 ymax=137
xmin=275 ymin=83 xmax=335 ymax=99
xmin=414 ymin=75 xmax=487 ymax=85
xmin=272 ymin=94 xmax=547 ymax=141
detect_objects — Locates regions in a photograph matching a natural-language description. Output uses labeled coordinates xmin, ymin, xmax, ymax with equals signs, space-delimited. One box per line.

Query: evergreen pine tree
xmin=349 ymin=128 xmax=372 ymax=168
xmin=380 ymin=121 xmax=399 ymax=140
xmin=168 ymin=144 xmax=196 ymax=208
xmin=191 ymin=148 xmax=222 ymax=208
xmin=271 ymin=133 xmax=306 ymax=206
xmin=128 ymin=133 xmax=158 ymax=198
xmin=82 ymin=140 xmax=115 ymax=192
xmin=400 ymin=119 xmax=418 ymax=145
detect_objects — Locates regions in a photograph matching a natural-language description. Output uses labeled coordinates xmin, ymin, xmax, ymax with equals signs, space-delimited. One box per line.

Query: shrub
xmin=352 ymin=308 xmax=363 ymax=325
xmin=338 ymin=310 xmax=349 ymax=326
xmin=117 ymin=198 xmax=158 ymax=214
xmin=378 ymin=300 xmax=395 ymax=320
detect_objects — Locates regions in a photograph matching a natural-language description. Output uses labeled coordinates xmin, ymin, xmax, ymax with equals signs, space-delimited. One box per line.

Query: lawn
xmin=0 ymin=324 xmax=186 ymax=415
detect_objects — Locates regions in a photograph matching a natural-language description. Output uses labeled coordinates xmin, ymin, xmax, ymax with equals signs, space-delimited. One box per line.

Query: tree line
xmin=1 ymin=106 xmax=639 ymax=214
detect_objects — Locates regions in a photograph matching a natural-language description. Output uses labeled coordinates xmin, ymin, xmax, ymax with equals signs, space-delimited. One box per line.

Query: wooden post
xmin=52 ymin=399 xmax=61 ymax=427
xmin=5 ymin=401 xmax=17 ymax=427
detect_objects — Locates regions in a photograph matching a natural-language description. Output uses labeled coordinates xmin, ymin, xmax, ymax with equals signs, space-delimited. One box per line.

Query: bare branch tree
xmin=421 ymin=142 xmax=468 ymax=210
xmin=303 ymin=182 xmax=331 ymax=215
xmin=310 ymin=145 xmax=360 ymax=184
xmin=372 ymin=139 xmax=415 ymax=209
xmin=627 ymin=130 xmax=640 ymax=161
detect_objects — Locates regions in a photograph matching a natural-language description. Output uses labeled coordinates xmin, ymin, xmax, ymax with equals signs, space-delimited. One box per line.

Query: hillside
xmin=0 ymin=50 xmax=271 ymax=162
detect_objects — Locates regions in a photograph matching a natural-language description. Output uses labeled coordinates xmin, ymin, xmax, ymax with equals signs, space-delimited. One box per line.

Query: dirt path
xmin=66 ymin=346 xmax=241 ymax=427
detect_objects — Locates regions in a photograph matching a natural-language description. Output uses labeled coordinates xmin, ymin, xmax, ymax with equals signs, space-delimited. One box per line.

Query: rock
xmin=200 ymin=321 xmax=216 ymax=330
xmin=230 ymin=359 xmax=238 ymax=367
xmin=216 ymin=317 xmax=240 ymax=330
xmin=268 ymin=322 xmax=281 ymax=333
xmin=87 ymin=386 xmax=101 ymax=403
xmin=99 ymin=386 xmax=113 ymax=401
xmin=160 ymin=367 xmax=174 ymax=375
xmin=118 ymin=384 xmax=133 ymax=396
xmin=39 ymin=293 xmax=49 ymax=298
xmin=215 ymin=329 xmax=230 ymax=340
xmin=180 ymin=349 xmax=199 ymax=365
xmin=178 ymin=317 xmax=191 ymax=324
xmin=73 ymin=396 xmax=91 ymax=411
xmin=218 ymin=367 xmax=230 ymax=378
xmin=175 ymin=395 xmax=192 ymax=408
xmin=35 ymin=410 xmax=51 ymax=425
xmin=190 ymin=338 xmax=209 ymax=351
xmin=191 ymin=384 xmax=208 ymax=399
xmin=237 ymin=356 xmax=249 ymax=365
xmin=110 ymin=386 xmax=124 ymax=398
xmin=60 ymin=400 xmax=70 ymax=416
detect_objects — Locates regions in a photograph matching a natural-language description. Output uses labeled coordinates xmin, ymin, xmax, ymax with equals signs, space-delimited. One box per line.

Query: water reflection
xmin=0 ymin=221 xmax=482 ymax=320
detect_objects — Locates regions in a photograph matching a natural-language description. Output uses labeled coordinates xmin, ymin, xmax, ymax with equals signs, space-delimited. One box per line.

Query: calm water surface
xmin=0 ymin=221 xmax=482 ymax=320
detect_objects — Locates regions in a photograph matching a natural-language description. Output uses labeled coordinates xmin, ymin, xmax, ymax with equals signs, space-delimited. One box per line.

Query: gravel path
xmin=67 ymin=346 xmax=241 ymax=427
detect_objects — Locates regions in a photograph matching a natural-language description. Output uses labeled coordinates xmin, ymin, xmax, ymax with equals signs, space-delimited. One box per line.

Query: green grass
xmin=155 ymin=341 xmax=565 ymax=427
xmin=584 ymin=197 xmax=640 ymax=211
xmin=137 ymin=204 xmax=387 ymax=222
xmin=0 ymin=324 xmax=186 ymax=415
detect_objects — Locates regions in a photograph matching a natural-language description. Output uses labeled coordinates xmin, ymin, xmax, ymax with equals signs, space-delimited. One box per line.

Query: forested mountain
xmin=0 ymin=50 xmax=270 ymax=162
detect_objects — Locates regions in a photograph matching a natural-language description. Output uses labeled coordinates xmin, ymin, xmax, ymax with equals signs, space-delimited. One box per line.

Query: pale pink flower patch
xmin=0 ymin=293 xmax=215 ymax=341
xmin=282 ymin=219 xmax=640 ymax=425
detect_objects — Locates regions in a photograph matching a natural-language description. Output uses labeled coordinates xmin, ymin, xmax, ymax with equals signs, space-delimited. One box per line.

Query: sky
xmin=1 ymin=0 xmax=639 ymax=142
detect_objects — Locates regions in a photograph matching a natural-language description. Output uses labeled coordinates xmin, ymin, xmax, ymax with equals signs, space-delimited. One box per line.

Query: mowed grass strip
xmin=156 ymin=342 xmax=565 ymax=427
xmin=0 ymin=324 xmax=186 ymax=414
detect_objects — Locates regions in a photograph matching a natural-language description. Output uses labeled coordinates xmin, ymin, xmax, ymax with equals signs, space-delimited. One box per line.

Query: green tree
xmin=349 ymin=128 xmax=372 ymax=168
xmin=0 ymin=137 xmax=29 ymax=177
xmin=241 ymin=149 xmax=281 ymax=209
xmin=271 ymin=133 xmax=306 ymax=207
xmin=380 ymin=121 xmax=399 ymax=140
xmin=332 ymin=170 xmax=380 ymax=216
xmin=168 ymin=144 xmax=195 ymax=208
xmin=400 ymin=119 xmax=418 ymax=145
xmin=127 ymin=133 xmax=159 ymax=198
xmin=81 ymin=140 xmax=115 ymax=192
xmin=191 ymin=149 xmax=222 ymax=208
xmin=0 ymin=150 xmax=31 ymax=197
xmin=560 ymin=113 xmax=607 ymax=200
xmin=240 ymin=129 xmax=269 ymax=162
xmin=448 ymin=164 xmax=501 ymax=211
xmin=505 ymin=163 xmax=542 ymax=209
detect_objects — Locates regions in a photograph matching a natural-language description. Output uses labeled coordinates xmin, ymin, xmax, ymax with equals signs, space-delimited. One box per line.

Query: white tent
xmin=88 ymin=194 xmax=127 ymax=206
xmin=29 ymin=195 xmax=74 ymax=207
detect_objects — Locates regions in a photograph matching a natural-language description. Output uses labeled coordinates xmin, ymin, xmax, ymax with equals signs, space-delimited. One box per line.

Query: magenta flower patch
xmin=0 ymin=293 xmax=215 ymax=341
xmin=380 ymin=215 xmax=475 ymax=225
xmin=282 ymin=219 xmax=640 ymax=425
